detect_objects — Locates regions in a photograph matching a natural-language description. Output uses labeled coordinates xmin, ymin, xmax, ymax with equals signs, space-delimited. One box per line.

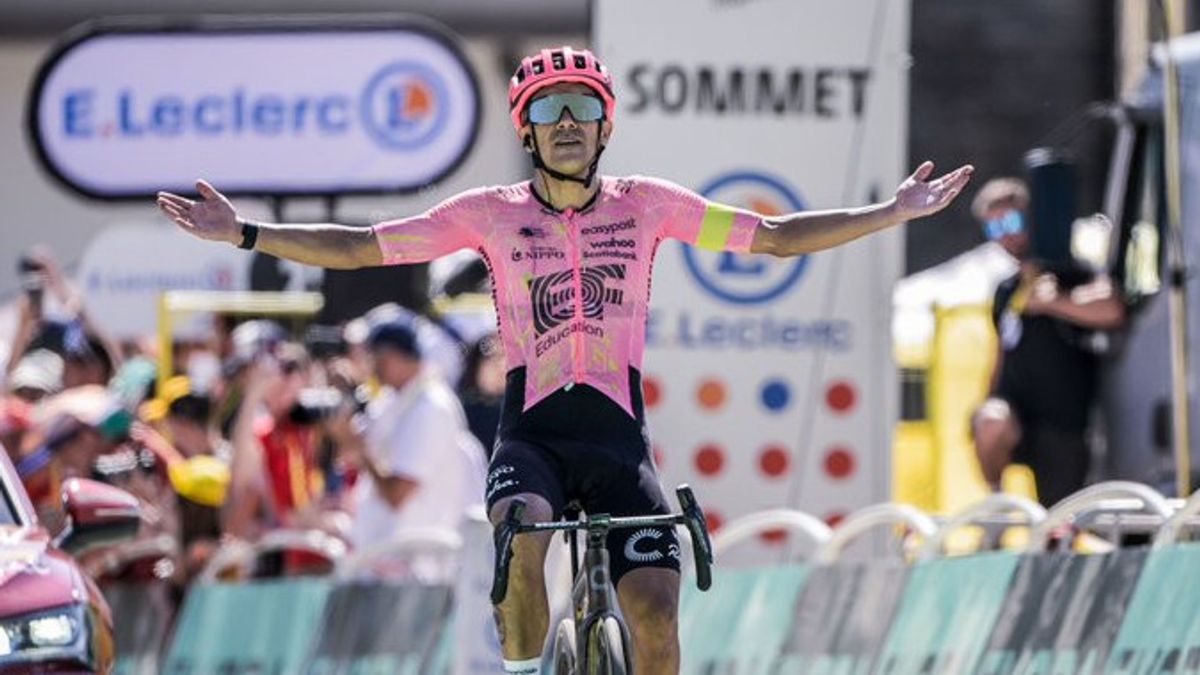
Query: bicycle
xmin=491 ymin=484 xmax=714 ymax=674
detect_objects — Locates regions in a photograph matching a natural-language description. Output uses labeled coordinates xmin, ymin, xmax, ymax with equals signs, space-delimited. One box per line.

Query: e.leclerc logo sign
xmin=681 ymin=171 xmax=809 ymax=304
xmin=27 ymin=17 xmax=480 ymax=199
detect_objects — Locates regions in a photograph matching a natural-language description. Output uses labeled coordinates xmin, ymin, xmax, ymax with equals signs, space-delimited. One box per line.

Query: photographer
xmin=970 ymin=178 xmax=1126 ymax=506
xmin=6 ymin=247 xmax=120 ymax=388
xmin=224 ymin=342 xmax=325 ymax=541
xmin=326 ymin=318 xmax=485 ymax=556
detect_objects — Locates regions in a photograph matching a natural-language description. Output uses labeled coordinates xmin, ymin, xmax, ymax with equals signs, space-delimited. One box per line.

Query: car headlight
xmin=0 ymin=605 xmax=85 ymax=660
xmin=28 ymin=615 xmax=75 ymax=646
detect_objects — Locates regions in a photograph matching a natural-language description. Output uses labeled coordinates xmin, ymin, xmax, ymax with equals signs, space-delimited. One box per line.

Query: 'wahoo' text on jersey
xmin=372 ymin=176 xmax=761 ymax=417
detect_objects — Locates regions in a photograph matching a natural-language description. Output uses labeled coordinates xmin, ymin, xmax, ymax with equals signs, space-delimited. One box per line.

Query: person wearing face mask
xmin=156 ymin=46 xmax=973 ymax=675
xmin=970 ymin=177 xmax=1126 ymax=508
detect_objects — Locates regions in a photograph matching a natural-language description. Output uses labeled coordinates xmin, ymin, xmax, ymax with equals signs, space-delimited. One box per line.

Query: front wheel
xmin=553 ymin=618 xmax=577 ymax=675
xmin=584 ymin=616 xmax=631 ymax=675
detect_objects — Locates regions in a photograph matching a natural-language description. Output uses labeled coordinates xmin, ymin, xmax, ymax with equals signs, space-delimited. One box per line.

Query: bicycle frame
xmin=568 ymin=515 xmax=630 ymax=666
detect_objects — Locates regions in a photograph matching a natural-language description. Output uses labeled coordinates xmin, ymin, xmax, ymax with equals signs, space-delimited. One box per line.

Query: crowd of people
xmin=0 ymin=246 xmax=503 ymax=587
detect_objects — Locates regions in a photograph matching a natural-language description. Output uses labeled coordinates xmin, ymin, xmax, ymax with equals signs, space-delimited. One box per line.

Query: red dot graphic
xmin=826 ymin=381 xmax=857 ymax=414
xmin=759 ymin=446 xmax=790 ymax=478
xmin=652 ymin=444 xmax=665 ymax=469
xmin=824 ymin=511 xmax=847 ymax=528
xmin=697 ymin=379 xmax=727 ymax=411
xmin=644 ymin=377 xmax=662 ymax=409
xmin=760 ymin=528 xmax=788 ymax=545
xmin=824 ymin=447 xmax=857 ymax=480
xmin=694 ymin=445 xmax=725 ymax=477
xmin=704 ymin=510 xmax=724 ymax=534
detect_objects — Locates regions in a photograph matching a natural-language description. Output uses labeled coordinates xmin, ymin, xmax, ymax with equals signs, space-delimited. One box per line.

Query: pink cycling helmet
xmin=508 ymin=46 xmax=616 ymax=132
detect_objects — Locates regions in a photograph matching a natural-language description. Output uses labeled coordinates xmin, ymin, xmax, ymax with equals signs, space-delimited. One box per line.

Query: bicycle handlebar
xmin=676 ymin=485 xmax=714 ymax=591
xmin=489 ymin=484 xmax=715 ymax=604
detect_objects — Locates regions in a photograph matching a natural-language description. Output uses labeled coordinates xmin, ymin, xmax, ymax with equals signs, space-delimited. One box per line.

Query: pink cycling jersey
xmin=372 ymin=175 xmax=761 ymax=417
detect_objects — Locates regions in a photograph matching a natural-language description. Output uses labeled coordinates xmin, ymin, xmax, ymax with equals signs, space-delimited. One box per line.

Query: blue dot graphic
xmin=761 ymin=380 xmax=791 ymax=412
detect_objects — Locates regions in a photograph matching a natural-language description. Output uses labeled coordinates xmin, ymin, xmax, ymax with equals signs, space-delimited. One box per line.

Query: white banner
xmin=30 ymin=19 xmax=480 ymax=198
xmin=78 ymin=223 xmax=250 ymax=338
xmin=596 ymin=0 xmax=908 ymax=563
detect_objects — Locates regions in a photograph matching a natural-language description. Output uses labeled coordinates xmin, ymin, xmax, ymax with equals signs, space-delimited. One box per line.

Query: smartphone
xmin=18 ymin=256 xmax=44 ymax=310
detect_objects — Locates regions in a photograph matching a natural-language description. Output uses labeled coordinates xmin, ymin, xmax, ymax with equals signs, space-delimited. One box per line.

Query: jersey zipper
xmin=567 ymin=208 xmax=585 ymax=385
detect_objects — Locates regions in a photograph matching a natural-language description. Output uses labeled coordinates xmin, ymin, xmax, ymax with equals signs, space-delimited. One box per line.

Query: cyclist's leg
xmin=486 ymin=440 xmax=566 ymax=664
xmin=489 ymin=492 xmax=555 ymax=662
xmin=588 ymin=452 xmax=681 ymax=674
xmin=617 ymin=567 xmax=680 ymax=674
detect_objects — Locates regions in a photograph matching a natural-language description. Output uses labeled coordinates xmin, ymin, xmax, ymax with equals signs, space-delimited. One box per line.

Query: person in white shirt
xmin=330 ymin=318 xmax=485 ymax=557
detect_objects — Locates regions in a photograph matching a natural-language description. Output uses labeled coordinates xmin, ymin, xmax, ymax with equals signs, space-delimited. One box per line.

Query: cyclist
xmin=157 ymin=46 xmax=972 ymax=675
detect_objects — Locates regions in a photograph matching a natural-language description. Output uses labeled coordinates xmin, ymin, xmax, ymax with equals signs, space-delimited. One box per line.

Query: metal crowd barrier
xmin=104 ymin=481 xmax=1200 ymax=675
xmin=712 ymin=509 xmax=832 ymax=559
xmin=815 ymin=503 xmax=938 ymax=564
xmin=197 ymin=528 xmax=348 ymax=582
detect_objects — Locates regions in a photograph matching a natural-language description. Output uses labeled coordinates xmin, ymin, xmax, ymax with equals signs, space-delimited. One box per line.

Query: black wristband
xmin=237 ymin=220 xmax=259 ymax=250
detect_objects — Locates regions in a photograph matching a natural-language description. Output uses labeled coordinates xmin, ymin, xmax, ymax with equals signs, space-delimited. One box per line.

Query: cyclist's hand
xmin=157 ymin=180 xmax=240 ymax=245
xmin=893 ymin=161 xmax=973 ymax=220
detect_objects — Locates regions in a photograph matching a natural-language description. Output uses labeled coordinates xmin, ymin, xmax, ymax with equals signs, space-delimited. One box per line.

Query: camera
xmin=18 ymin=255 xmax=44 ymax=309
xmin=288 ymin=385 xmax=369 ymax=426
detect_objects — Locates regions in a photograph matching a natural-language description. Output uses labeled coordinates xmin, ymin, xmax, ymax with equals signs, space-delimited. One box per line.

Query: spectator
xmin=971 ymin=178 xmax=1126 ymax=507
xmin=137 ymin=378 xmax=230 ymax=580
xmin=6 ymin=349 xmax=63 ymax=404
xmin=16 ymin=386 xmax=130 ymax=532
xmin=6 ymin=247 xmax=120 ymax=388
xmin=61 ymin=330 xmax=116 ymax=389
xmin=327 ymin=318 xmax=485 ymax=560
xmin=458 ymin=333 xmax=505 ymax=457
xmin=0 ymin=397 xmax=32 ymax=467
xmin=225 ymin=342 xmax=325 ymax=542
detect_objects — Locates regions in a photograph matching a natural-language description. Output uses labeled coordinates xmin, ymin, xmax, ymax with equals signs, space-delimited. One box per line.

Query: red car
xmin=0 ymin=450 xmax=140 ymax=673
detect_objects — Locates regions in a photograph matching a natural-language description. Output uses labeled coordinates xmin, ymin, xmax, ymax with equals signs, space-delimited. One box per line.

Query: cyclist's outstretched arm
xmin=157 ymin=180 xmax=481 ymax=269
xmin=749 ymin=161 xmax=973 ymax=257
xmin=157 ymin=180 xmax=380 ymax=269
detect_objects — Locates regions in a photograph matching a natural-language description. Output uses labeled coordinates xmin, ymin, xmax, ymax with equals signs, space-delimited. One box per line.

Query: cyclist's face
xmin=523 ymin=82 xmax=611 ymax=177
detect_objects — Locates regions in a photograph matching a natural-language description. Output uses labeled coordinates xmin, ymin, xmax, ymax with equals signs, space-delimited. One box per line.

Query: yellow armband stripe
xmin=696 ymin=204 xmax=737 ymax=251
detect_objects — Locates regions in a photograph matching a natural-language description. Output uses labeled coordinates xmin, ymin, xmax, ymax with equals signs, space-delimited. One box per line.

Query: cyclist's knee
xmin=617 ymin=568 xmax=680 ymax=629
xmin=489 ymin=492 xmax=554 ymax=525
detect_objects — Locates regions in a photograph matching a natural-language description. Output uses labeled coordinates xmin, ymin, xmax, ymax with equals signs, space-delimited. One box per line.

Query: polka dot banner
xmin=760 ymin=528 xmax=788 ymax=545
xmin=759 ymin=379 xmax=791 ymax=413
xmin=758 ymin=445 xmax=790 ymax=479
xmin=823 ymin=446 xmax=856 ymax=480
xmin=704 ymin=509 xmax=724 ymax=534
xmin=825 ymin=380 xmax=857 ymax=414
xmin=643 ymin=376 xmax=662 ymax=409
xmin=696 ymin=378 xmax=727 ymax=411
xmin=694 ymin=444 xmax=726 ymax=477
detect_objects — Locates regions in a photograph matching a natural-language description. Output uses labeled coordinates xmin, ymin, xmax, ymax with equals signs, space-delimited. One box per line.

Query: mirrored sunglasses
xmin=527 ymin=93 xmax=605 ymax=125
xmin=984 ymin=210 xmax=1025 ymax=240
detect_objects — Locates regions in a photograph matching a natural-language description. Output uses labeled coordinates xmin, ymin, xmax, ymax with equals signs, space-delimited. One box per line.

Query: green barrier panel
xmin=162 ymin=579 xmax=332 ymax=675
xmin=303 ymin=583 xmax=453 ymax=674
xmin=773 ymin=560 xmax=911 ymax=674
xmin=679 ymin=565 xmax=810 ymax=675
xmin=1105 ymin=543 xmax=1200 ymax=674
xmin=976 ymin=549 xmax=1148 ymax=674
xmin=105 ymin=583 xmax=175 ymax=675
xmin=875 ymin=552 xmax=1020 ymax=674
